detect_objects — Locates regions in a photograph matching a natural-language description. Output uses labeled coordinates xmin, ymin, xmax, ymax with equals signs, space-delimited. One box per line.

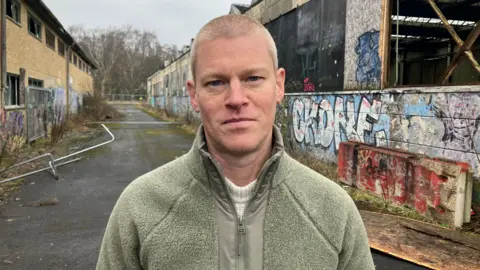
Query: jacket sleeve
xmin=96 ymin=190 xmax=143 ymax=270
xmin=337 ymin=198 xmax=375 ymax=270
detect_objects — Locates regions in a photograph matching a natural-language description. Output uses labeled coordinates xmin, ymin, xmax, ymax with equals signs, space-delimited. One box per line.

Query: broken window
xmin=46 ymin=28 xmax=56 ymax=50
xmin=28 ymin=13 xmax=42 ymax=40
xmin=6 ymin=0 xmax=21 ymax=24
xmin=28 ymin=78 xmax=44 ymax=88
xmin=387 ymin=0 xmax=480 ymax=87
xmin=4 ymin=73 xmax=20 ymax=106
xmin=58 ymin=39 xmax=66 ymax=57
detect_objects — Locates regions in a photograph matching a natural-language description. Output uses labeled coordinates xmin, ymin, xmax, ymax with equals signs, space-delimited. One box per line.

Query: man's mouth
xmin=223 ymin=118 xmax=255 ymax=124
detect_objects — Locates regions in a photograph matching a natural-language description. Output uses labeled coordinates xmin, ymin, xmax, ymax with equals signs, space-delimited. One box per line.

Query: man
xmin=96 ymin=14 xmax=374 ymax=270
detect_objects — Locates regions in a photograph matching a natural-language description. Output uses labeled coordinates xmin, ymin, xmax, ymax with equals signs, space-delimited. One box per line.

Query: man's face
xmin=187 ymin=33 xmax=285 ymax=156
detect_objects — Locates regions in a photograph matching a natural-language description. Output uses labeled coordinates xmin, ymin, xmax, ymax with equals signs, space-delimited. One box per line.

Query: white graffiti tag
xmin=293 ymin=96 xmax=385 ymax=150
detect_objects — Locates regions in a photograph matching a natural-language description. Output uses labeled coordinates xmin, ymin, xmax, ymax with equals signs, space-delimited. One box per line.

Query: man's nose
xmin=224 ymin=79 xmax=248 ymax=108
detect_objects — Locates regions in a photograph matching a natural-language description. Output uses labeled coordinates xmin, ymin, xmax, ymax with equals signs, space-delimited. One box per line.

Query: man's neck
xmin=208 ymin=138 xmax=272 ymax=187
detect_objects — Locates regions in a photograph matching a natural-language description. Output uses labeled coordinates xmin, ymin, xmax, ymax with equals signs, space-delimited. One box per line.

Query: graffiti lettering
xmin=293 ymin=95 xmax=388 ymax=151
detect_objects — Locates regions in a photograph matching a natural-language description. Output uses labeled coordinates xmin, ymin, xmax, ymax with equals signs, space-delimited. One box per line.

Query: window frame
xmin=58 ymin=39 xmax=66 ymax=57
xmin=27 ymin=12 xmax=42 ymax=40
xmin=5 ymin=73 xmax=21 ymax=107
xmin=45 ymin=27 xmax=56 ymax=51
xmin=6 ymin=0 xmax=21 ymax=25
xmin=28 ymin=78 xmax=44 ymax=88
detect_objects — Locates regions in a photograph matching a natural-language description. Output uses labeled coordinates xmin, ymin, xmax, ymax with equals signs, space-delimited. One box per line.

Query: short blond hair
xmin=190 ymin=14 xmax=278 ymax=81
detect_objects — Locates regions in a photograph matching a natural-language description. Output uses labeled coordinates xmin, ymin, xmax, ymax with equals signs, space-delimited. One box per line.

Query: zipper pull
xmin=238 ymin=221 xmax=245 ymax=234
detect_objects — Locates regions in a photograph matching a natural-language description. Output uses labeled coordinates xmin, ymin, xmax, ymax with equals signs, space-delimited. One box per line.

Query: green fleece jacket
xmin=96 ymin=125 xmax=374 ymax=270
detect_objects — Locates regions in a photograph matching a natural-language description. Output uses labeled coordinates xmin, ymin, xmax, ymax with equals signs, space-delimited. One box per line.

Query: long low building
xmin=1 ymin=0 xmax=97 ymax=142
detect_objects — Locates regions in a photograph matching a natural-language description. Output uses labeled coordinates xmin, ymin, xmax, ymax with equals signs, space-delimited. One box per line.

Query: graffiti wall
xmin=154 ymin=96 xmax=201 ymax=123
xmin=0 ymin=108 xmax=26 ymax=150
xmin=48 ymin=88 xmax=67 ymax=123
xmin=265 ymin=0 xmax=347 ymax=93
xmin=287 ymin=86 xmax=480 ymax=202
xmin=344 ymin=0 xmax=382 ymax=89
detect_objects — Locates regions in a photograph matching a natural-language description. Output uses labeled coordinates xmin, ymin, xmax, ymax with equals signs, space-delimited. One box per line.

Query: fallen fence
xmin=0 ymin=124 xmax=115 ymax=184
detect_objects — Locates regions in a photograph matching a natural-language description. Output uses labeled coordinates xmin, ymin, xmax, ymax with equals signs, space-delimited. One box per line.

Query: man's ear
xmin=275 ymin=68 xmax=286 ymax=104
xmin=187 ymin=79 xmax=200 ymax=112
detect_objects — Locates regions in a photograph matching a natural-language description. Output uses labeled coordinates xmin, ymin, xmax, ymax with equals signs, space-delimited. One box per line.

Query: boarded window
xmin=6 ymin=0 xmax=21 ymax=24
xmin=28 ymin=14 xmax=42 ymax=39
xmin=58 ymin=39 xmax=66 ymax=57
xmin=46 ymin=28 xmax=55 ymax=50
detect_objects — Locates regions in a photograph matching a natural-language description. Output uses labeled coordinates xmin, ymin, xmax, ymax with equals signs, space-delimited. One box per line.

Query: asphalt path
xmin=0 ymin=105 xmax=430 ymax=269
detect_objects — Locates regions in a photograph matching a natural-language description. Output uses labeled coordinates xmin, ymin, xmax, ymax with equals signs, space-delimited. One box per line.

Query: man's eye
xmin=207 ymin=80 xmax=223 ymax=87
xmin=247 ymin=76 xmax=262 ymax=82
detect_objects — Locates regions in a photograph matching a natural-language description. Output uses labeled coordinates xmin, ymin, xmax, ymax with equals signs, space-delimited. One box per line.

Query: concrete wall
xmin=288 ymin=86 xmax=480 ymax=175
xmin=343 ymin=0 xmax=382 ymax=90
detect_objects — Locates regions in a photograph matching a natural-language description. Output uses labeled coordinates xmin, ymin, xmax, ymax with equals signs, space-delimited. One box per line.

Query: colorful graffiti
xmin=0 ymin=109 xmax=26 ymax=150
xmin=355 ymin=30 xmax=380 ymax=85
xmin=290 ymin=89 xmax=480 ymax=177
xmin=6 ymin=111 xmax=24 ymax=136
xmin=289 ymin=88 xmax=480 ymax=206
xmin=292 ymin=94 xmax=390 ymax=152
xmin=338 ymin=141 xmax=471 ymax=225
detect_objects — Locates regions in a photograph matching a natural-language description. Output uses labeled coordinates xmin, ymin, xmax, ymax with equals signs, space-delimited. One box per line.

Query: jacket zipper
xmin=238 ymin=219 xmax=246 ymax=270
xmin=236 ymin=154 xmax=280 ymax=270
xmin=208 ymin=153 xmax=280 ymax=270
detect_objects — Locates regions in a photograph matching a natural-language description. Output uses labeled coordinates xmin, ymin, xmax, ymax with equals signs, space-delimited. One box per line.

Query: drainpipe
xmin=1 ymin=0 xmax=7 ymax=107
xmin=66 ymin=42 xmax=75 ymax=121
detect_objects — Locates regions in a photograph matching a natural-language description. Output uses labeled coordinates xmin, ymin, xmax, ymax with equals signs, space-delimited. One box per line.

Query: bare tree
xmin=68 ymin=25 xmax=173 ymax=97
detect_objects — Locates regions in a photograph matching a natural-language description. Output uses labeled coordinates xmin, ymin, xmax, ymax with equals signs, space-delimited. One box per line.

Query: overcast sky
xmin=42 ymin=0 xmax=252 ymax=47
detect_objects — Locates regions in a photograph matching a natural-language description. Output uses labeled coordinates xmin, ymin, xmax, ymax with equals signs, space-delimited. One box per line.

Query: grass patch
xmin=137 ymin=104 xmax=200 ymax=135
xmin=0 ymin=179 xmax=24 ymax=204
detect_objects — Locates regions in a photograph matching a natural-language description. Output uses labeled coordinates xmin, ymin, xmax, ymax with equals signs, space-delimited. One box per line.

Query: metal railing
xmin=0 ymin=124 xmax=115 ymax=184
xmin=104 ymin=94 xmax=148 ymax=102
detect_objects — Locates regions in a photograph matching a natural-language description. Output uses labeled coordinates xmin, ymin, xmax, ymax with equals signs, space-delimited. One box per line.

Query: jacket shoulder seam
xmin=282 ymin=181 xmax=340 ymax=253
xmin=138 ymin=176 xmax=196 ymax=264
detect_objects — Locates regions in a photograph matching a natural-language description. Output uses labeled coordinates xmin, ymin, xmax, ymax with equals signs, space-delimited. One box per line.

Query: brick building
xmin=1 ymin=0 xmax=97 ymax=142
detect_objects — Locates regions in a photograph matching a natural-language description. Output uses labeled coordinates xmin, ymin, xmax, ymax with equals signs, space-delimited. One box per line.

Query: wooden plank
xmin=441 ymin=21 xmax=480 ymax=84
xmin=379 ymin=0 xmax=392 ymax=89
xmin=361 ymin=210 xmax=480 ymax=270
xmin=427 ymin=0 xmax=480 ymax=80
xmin=426 ymin=0 xmax=463 ymax=45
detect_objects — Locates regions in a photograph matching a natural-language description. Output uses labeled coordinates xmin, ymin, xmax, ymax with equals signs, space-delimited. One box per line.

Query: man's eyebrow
xmin=239 ymin=67 xmax=269 ymax=76
xmin=199 ymin=71 xmax=228 ymax=81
